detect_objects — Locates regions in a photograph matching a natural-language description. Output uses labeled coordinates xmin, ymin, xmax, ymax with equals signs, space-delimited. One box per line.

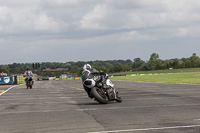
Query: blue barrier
xmin=0 ymin=76 xmax=14 ymax=85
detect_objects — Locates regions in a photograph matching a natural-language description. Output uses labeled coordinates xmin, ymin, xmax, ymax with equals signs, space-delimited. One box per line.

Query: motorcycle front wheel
xmin=115 ymin=96 xmax=122 ymax=102
xmin=91 ymin=87 xmax=108 ymax=104
xmin=115 ymin=92 xmax=122 ymax=103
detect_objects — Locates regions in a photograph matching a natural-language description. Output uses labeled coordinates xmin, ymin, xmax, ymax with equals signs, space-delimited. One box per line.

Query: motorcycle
xmin=25 ymin=77 xmax=34 ymax=89
xmin=83 ymin=74 xmax=122 ymax=104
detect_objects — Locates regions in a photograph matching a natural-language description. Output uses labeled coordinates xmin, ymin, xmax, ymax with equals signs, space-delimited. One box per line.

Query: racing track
xmin=0 ymin=80 xmax=200 ymax=133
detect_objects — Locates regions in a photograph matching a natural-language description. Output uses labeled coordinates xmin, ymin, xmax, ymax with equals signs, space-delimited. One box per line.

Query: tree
xmin=132 ymin=58 xmax=145 ymax=70
xmin=122 ymin=64 xmax=132 ymax=72
xmin=150 ymin=53 xmax=159 ymax=61
xmin=113 ymin=62 xmax=123 ymax=72
xmin=148 ymin=53 xmax=160 ymax=70
xmin=190 ymin=53 xmax=200 ymax=68
xmin=185 ymin=59 xmax=192 ymax=68
xmin=0 ymin=65 xmax=9 ymax=74
xmin=70 ymin=66 xmax=82 ymax=76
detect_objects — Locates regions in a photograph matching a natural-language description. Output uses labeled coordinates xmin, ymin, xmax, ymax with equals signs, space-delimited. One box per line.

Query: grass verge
xmin=110 ymin=72 xmax=200 ymax=84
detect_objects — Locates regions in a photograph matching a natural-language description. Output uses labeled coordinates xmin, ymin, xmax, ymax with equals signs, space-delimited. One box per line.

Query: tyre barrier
xmin=126 ymin=73 xmax=161 ymax=76
xmin=17 ymin=76 xmax=25 ymax=84
xmin=49 ymin=77 xmax=82 ymax=80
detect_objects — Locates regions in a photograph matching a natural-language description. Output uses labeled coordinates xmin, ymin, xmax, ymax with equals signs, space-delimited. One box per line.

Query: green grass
xmin=110 ymin=72 xmax=200 ymax=84
xmin=110 ymin=68 xmax=200 ymax=75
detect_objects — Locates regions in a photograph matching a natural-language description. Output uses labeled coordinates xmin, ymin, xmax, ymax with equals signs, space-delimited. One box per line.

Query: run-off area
xmin=0 ymin=80 xmax=200 ymax=133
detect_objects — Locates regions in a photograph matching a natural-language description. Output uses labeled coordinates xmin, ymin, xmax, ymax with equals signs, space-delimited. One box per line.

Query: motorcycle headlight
xmin=93 ymin=76 xmax=101 ymax=81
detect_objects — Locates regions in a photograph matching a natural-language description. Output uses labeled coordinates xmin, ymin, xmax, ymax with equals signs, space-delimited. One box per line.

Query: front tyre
xmin=91 ymin=87 xmax=108 ymax=104
xmin=115 ymin=96 xmax=122 ymax=102
xmin=115 ymin=92 xmax=122 ymax=103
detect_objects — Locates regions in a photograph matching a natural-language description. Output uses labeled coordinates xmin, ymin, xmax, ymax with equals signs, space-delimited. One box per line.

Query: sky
xmin=0 ymin=0 xmax=200 ymax=64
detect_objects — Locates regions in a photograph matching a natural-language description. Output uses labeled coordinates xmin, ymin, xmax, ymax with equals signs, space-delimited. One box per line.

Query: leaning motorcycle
xmin=83 ymin=75 xmax=122 ymax=104
xmin=25 ymin=77 xmax=33 ymax=89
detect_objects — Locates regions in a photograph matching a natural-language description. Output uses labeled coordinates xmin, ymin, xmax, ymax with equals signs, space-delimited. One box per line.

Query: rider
xmin=24 ymin=68 xmax=33 ymax=85
xmin=82 ymin=64 xmax=109 ymax=98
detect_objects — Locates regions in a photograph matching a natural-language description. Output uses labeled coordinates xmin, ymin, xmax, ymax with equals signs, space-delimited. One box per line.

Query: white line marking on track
xmin=88 ymin=125 xmax=200 ymax=133
xmin=71 ymin=86 xmax=84 ymax=91
xmin=0 ymin=85 xmax=20 ymax=96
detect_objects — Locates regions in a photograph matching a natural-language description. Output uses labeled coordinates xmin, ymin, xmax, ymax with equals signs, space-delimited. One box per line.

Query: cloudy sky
xmin=0 ymin=0 xmax=200 ymax=64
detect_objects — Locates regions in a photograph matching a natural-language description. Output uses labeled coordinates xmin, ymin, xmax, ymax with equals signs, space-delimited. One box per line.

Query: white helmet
xmin=83 ymin=64 xmax=91 ymax=71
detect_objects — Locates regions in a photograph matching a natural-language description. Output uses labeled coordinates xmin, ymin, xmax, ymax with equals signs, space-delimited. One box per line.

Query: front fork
xmin=113 ymin=87 xmax=117 ymax=99
xmin=105 ymin=86 xmax=117 ymax=100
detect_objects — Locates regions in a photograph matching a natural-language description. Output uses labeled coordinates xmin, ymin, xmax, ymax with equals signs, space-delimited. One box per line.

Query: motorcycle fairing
xmin=84 ymin=79 xmax=95 ymax=88
xmin=106 ymin=79 xmax=114 ymax=87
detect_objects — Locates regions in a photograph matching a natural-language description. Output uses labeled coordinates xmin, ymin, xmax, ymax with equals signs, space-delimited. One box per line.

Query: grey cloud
xmin=0 ymin=0 xmax=200 ymax=64
xmin=1 ymin=0 xmax=199 ymax=37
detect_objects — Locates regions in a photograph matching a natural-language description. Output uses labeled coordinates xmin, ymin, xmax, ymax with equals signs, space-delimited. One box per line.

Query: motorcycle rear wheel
xmin=91 ymin=87 xmax=108 ymax=104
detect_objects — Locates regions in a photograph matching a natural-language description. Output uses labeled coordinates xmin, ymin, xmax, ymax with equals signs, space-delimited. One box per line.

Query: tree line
xmin=0 ymin=53 xmax=199 ymax=77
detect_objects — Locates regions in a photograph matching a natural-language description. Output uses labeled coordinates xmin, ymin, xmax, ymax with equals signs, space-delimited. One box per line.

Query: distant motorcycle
xmin=25 ymin=77 xmax=34 ymax=89
xmin=83 ymin=75 xmax=122 ymax=104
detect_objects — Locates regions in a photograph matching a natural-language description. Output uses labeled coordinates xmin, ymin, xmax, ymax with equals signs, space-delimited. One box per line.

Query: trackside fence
xmin=0 ymin=75 xmax=82 ymax=85
xmin=17 ymin=76 xmax=26 ymax=84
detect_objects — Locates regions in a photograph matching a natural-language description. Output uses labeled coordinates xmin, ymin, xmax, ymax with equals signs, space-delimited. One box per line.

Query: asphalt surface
xmin=0 ymin=80 xmax=200 ymax=133
xmin=0 ymin=85 xmax=14 ymax=95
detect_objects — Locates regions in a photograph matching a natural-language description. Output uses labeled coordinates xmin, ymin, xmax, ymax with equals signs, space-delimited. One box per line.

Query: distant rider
xmin=24 ymin=68 xmax=33 ymax=85
xmin=82 ymin=64 xmax=109 ymax=98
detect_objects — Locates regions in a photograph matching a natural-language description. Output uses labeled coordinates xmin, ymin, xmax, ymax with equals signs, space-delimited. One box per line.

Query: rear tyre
xmin=91 ymin=87 xmax=108 ymax=104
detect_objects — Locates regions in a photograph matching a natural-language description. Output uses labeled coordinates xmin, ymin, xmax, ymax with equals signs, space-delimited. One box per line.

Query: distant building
xmin=42 ymin=68 xmax=57 ymax=72
xmin=60 ymin=74 xmax=72 ymax=78
xmin=56 ymin=68 xmax=68 ymax=71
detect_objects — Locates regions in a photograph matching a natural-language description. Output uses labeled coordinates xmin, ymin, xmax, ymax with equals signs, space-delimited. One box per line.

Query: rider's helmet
xmin=26 ymin=68 xmax=29 ymax=71
xmin=83 ymin=64 xmax=91 ymax=71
